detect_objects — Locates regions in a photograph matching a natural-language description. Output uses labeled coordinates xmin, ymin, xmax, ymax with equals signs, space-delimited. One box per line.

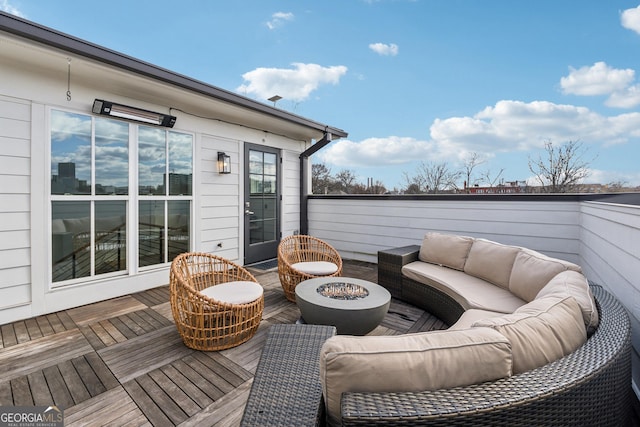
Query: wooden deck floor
xmin=0 ymin=260 xmax=447 ymax=426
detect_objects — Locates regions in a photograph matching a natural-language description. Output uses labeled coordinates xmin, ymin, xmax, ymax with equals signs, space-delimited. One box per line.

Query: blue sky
xmin=3 ymin=0 xmax=640 ymax=189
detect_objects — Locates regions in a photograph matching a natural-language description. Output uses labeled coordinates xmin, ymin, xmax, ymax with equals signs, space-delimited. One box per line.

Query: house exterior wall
xmin=0 ymin=96 xmax=32 ymax=320
xmin=307 ymin=195 xmax=640 ymax=400
xmin=0 ymin=34 xmax=311 ymax=324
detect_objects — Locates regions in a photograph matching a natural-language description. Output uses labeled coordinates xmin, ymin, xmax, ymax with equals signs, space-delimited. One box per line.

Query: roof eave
xmin=0 ymin=11 xmax=348 ymax=139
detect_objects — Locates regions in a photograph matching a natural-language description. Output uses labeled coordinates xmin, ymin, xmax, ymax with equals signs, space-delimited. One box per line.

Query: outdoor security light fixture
xmin=92 ymin=99 xmax=176 ymax=127
xmin=218 ymin=152 xmax=231 ymax=174
xmin=268 ymin=95 xmax=282 ymax=107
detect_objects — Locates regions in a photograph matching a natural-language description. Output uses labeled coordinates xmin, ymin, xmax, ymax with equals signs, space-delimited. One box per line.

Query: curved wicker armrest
xmin=277 ymin=235 xmax=343 ymax=302
xmin=341 ymin=285 xmax=631 ymax=426
xmin=170 ymin=252 xmax=264 ymax=351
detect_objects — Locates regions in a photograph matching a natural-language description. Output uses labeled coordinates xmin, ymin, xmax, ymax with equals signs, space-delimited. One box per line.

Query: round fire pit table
xmin=295 ymin=277 xmax=391 ymax=335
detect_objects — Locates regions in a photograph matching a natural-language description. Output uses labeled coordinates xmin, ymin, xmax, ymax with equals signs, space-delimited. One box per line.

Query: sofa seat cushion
xmin=536 ymin=270 xmax=599 ymax=333
xmin=464 ymin=239 xmax=520 ymax=289
xmin=319 ymin=328 xmax=512 ymax=426
xmin=449 ymin=308 xmax=506 ymax=330
xmin=199 ymin=281 xmax=263 ymax=304
xmin=403 ymin=261 xmax=526 ymax=313
xmin=292 ymin=261 xmax=339 ymax=276
xmin=472 ymin=295 xmax=587 ymax=374
xmin=419 ymin=232 xmax=473 ymax=271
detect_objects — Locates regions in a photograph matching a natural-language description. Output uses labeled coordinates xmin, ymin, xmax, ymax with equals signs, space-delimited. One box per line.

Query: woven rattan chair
xmin=170 ymin=252 xmax=264 ymax=351
xmin=277 ymin=235 xmax=343 ymax=302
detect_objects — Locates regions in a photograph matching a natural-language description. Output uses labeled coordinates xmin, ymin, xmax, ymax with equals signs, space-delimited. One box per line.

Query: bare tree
xmin=528 ymin=140 xmax=593 ymax=193
xmin=312 ymin=163 xmax=332 ymax=194
xmin=335 ymin=169 xmax=359 ymax=193
xmin=403 ymin=161 xmax=462 ymax=194
xmin=480 ymin=168 xmax=505 ymax=188
xmin=462 ymin=152 xmax=485 ymax=192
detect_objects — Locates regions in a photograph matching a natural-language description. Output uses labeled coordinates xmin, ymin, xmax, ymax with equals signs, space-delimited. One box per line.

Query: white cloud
xmin=318 ymin=100 xmax=640 ymax=171
xmin=621 ymin=5 xmax=640 ymax=35
xmin=587 ymin=169 xmax=640 ymax=186
xmin=266 ymin=12 xmax=294 ymax=30
xmin=432 ymin=100 xmax=640 ymax=153
xmin=0 ymin=0 xmax=24 ymax=17
xmin=560 ymin=62 xmax=634 ymax=96
xmin=369 ymin=42 xmax=399 ymax=56
xmin=605 ymin=83 xmax=640 ymax=108
xmin=560 ymin=61 xmax=640 ymax=108
xmin=318 ymin=136 xmax=434 ymax=167
xmin=237 ymin=63 xmax=347 ymax=102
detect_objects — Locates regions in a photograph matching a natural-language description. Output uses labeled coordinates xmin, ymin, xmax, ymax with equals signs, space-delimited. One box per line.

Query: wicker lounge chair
xmin=277 ymin=235 xmax=343 ymax=302
xmin=170 ymin=252 xmax=264 ymax=351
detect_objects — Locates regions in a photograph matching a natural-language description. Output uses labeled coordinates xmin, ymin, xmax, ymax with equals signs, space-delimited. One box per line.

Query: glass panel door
xmin=244 ymin=144 xmax=280 ymax=264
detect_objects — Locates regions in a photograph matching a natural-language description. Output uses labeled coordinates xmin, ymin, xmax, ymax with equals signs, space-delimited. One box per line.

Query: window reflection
xmin=168 ymin=200 xmax=190 ymax=261
xmin=168 ymin=132 xmax=193 ymax=196
xmin=95 ymin=201 xmax=127 ymax=274
xmin=51 ymin=111 xmax=91 ymax=195
xmin=139 ymin=126 xmax=166 ymax=195
xmin=139 ymin=200 xmax=165 ymax=267
xmin=95 ymin=118 xmax=129 ymax=195
xmin=52 ymin=201 xmax=91 ymax=281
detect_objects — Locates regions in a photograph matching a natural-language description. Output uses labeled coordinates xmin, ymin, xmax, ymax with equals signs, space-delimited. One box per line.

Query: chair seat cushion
xmin=292 ymin=261 xmax=338 ymax=276
xmin=199 ymin=281 xmax=263 ymax=304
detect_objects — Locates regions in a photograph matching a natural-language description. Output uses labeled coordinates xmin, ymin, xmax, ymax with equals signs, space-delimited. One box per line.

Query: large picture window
xmin=50 ymin=109 xmax=192 ymax=284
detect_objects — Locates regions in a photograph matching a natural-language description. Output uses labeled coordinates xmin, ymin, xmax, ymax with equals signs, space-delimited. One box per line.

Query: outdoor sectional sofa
xmin=241 ymin=233 xmax=632 ymax=426
xmin=333 ymin=233 xmax=632 ymax=426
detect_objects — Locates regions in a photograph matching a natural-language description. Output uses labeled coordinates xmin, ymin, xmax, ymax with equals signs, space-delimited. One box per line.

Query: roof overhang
xmin=0 ymin=11 xmax=348 ymax=142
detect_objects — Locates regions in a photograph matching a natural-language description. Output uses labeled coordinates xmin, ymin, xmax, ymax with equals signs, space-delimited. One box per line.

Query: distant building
xmin=465 ymin=180 xmax=527 ymax=194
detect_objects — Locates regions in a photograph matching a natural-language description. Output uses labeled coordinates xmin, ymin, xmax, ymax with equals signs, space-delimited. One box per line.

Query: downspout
xmin=299 ymin=130 xmax=333 ymax=235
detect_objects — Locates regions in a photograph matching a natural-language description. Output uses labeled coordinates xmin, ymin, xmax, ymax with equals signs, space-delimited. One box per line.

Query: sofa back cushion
xmin=419 ymin=232 xmax=474 ymax=271
xmin=319 ymin=328 xmax=512 ymax=426
xmin=536 ymin=270 xmax=599 ymax=334
xmin=508 ymin=250 xmax=568 ymax=302
xmin=464 ymin=239 xmax=520 ymax=289
xmin=473 ymin=295 xmax=587 ymax=374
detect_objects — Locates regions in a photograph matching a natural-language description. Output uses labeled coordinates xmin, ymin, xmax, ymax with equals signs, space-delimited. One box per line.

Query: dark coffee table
xmin=295 ymin=277 xmax=391 ymax=335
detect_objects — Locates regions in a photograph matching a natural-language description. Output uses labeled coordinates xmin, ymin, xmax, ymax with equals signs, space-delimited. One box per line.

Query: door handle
xmin=245 ymin=209 xmax=255 ymax=215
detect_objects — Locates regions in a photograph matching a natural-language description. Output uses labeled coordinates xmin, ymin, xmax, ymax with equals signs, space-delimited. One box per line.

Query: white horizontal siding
xmin=198 ymin=135 xmax=241 ymax=259
xmin=578 ymin=201 xmax=640 ymax=392
xmin=0 ymin=97 xmax=31 ymax=310
xmin=281 ymin=149 xmax=301 ymax=236
xmin=309 ymin=198 xmax=581 ymax=263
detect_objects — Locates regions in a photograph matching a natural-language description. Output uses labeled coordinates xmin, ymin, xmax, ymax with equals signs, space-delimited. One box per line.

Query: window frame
xmin=48 ymin=107 xmax=194 ymax=288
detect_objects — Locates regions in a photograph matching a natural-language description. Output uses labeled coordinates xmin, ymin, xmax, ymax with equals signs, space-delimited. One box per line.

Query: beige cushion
xmin=52 ymin=219 xmax=66 ymax=233
xmin=536 ymin=270 xmax=599 ymax=333
xmin=403 ymin=261 xmax=526 ymax=313
xmin=319 ymin=328 xmax=512 ymax=426
xmin=292 ymin=261 xmax=338 ymax=276
xmin=419 ymin=232 xmax=474 ymax=271
xmin=449 ymin=308 xmax=506 ymax=330
xmin=519 ymin=248 xmax=583 ymax=273
xmin=473 ymin=296 xmax=587 ymax=374
xmin=199 ymin=281 xmax=263 ymax=304
xmin=63 ymin=217 xmax=91 ymax=234
xmin=508 ymin=250 xmax=567 ymax=302
xmin=464 ymin=239 xmax=520 ymax=289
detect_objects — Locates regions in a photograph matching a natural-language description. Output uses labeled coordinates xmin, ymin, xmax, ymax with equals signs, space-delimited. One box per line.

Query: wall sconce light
xmin=92 ymin=99 xmax=176 ymax=127
xmin=218 ymin=152 xmax=231 ymax=174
